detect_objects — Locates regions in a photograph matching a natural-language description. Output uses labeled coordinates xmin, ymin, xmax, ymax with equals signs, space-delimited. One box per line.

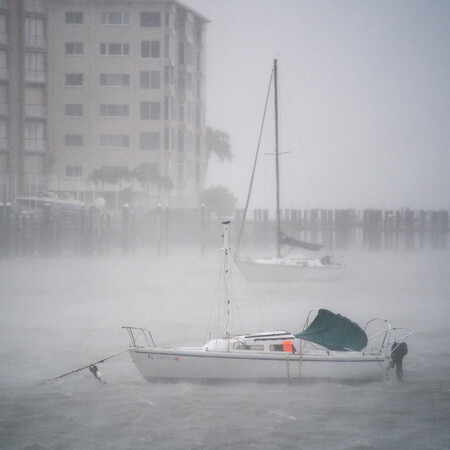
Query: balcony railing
xmin=24 ymin=0 xmax=46 ymax=14
xmin=25 ymin=104 xmax=46 ymax=118
xmin=25 ymin=139 xmax=45 ymax=152
xmin=25 ymin=71 xmax=46 ymax=83
xmin=0 ymin=137 xmax=7 ymax=149
xmin=25 ymin=35 xmax=45 ymax=48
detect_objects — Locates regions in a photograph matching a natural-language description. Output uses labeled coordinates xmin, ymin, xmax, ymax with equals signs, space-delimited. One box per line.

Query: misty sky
xmin=184 ymin=0 xmax=449 ymax=211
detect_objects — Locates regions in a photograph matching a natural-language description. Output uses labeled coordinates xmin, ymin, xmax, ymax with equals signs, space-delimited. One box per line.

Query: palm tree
xmin=88 ymin=167 xmax=131 ymax=190
xmin=205 ymin=127 xmax=233 ymax=173
xmin=201 ymin=185 xmax=237 ymax=218
xmin=132 ymin=163 xmax=173 ymax=208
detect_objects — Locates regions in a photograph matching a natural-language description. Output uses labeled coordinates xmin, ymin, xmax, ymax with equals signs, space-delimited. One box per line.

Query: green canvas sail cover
xmin=294 ymin=309 xmax=368 ymax=351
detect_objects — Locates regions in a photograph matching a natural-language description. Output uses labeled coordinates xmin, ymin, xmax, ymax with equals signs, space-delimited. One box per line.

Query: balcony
xmin=25 ymin=104 xmax=46 ymax=118
xmin=25 ymin=71 xmax=46 ymax=84
xmin=25 ymin=139 xmax=45 ymax=152
xmin=24 ymin=0 xmax=46 ymax=15
xmin=25 ymin=35 xmax=45 ymax=49
xmin=0 ymin=0 xmax=9 ymax=11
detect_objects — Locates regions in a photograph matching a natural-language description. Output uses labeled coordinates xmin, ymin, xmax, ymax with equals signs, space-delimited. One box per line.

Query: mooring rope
xmin=47 ymin=223 xmax=223 ymax=384
xmin=43 ymin=349 xmax=129 ymax=384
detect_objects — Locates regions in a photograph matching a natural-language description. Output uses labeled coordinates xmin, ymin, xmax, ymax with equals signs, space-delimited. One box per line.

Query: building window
xmin=25 ymin=52 xmax=45 ymax=82
xmin=179 ymin=104 xmax=184 ymax=123
xmin=65 ymin=104 xmax=83 ymax=117
xmin=0 ymin=14 xmax=6 ymax=45
xmin=0 ymin=49 xmax=6 ymax=79
xmin=0 ymin=119 xmax=7 ymax=149
xmin=186 ymin=103 xmax=193 ymax=125
xmin=100 ymin=135 xmax=129 ymax=147
xmin=140 ymin=132 xmax=159 ymax=150
xmin=141 ymin=40 xmax=160 ymax=58
xmin=164 ymin=66 xmax=174 ymax=86
xmin=195 ymin=23 xmax=204 ymax=45
xmin=65 ymin=165 xmax=82 ymax=178
xmin=196 ymin=51 xmax=202 ymax=72
xmin=65 ymin=73 xmax=83 ymax=86
xmin=65 ymin=11 xmax=83 ymax=24
xmin=186 ymin=131 xmax=193 ymax=152
xmin=140 ymin=101 xmax=160 ymax=120
xmin=178 ymin=43 xmax=184 ymax=64
xmin=178 ymin=130 xmax=184 ymax=152
xmin=140 ymin=11 xmax=161 ymax=27
xmin=25 ymin=122 xmax=44 ymax=152
xmin=164 ymin=127 xmax=169 ymax=150
xmin=195 ymin=133 xmax=201 ymax=154
xmin=100 ymin=43 xmax=129 ymax=56
xmin=195 ymin=162 xmax=201 ymax=184
xmin=186 ymin=43 xmax=193 ymax=65
xmin=164 ymin=35 xmax=171 ymax=58
xmin=177 ymin=160 xmax=184 ymax=183
xmin=65 ymin=42 xmax=83 ymax=55
xmin=178 ymin=71 xmax=185 ymax=90
xmin=195 ymin=106 xmax=201 ymax=126
xmin=196 ymin=79 xmax=201 ymax=100
xmin=25 ymin=17 xmax=44 ymax=47
xmin=100 ymin=74 xmax=130 ymax=87
xmin=140 ymin=71 xmax=160 ymax=89
xmin=150 ymin=102 xmax=161 ymax=120
xmin=100 ymin=12 xmax=129 ymax=25
xmin=186 ymin=72 xmax=193 ymax=90
xmin=65 ymin=134 xmax=83 ymax=147
xmin=100 ymin=104 xmax=129 ymax=117
xmin=164 ymin=97 xmax=169 ymax=120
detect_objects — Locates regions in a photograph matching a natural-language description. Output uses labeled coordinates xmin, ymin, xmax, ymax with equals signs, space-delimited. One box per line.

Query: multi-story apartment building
xmin=0 ymin=0 xmax=48 ymax=200
xmin=1 ymin=0 xmax=208 ymax=208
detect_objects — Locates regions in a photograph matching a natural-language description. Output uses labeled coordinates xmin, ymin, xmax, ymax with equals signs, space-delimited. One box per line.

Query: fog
xmin=185 ymin=0 xmax=450 ymax=211
xmin=0 ymin=245 xmax=449 ymax=448
xmin=1 ymin=1 xmax=449 ymax=448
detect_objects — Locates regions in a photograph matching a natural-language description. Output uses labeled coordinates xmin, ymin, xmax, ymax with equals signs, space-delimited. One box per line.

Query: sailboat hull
xmin=238 ymin=259 xmax=343 ymax=282
xmin=129 ymin=348 xmax=385 ymax=382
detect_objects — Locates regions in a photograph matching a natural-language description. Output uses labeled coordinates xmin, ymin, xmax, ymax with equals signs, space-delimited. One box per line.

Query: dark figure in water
xmin=89 ymin=364 xmax=106 ymax=384
xmin=388 ymin=341 xmax=408 ymax=381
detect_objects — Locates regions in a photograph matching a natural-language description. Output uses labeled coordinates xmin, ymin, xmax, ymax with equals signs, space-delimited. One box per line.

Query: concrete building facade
xmin=0 ymin=0 xmax=48 ymax=200
xmin=1 ymin=0 xmax=208 ymax=208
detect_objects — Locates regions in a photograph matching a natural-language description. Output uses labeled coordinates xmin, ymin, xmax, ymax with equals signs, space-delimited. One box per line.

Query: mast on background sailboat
xmin=274 ymin=59 xmax=281 ymax=258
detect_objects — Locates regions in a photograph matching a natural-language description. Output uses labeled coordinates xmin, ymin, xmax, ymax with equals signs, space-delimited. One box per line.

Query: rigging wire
xmin=48 ymin=224 xmax=223 ymax=383
xmin=142 ymin=222 xmax=222 ymax=330
xmin=235 ymin=68 xmax=274 ymax=257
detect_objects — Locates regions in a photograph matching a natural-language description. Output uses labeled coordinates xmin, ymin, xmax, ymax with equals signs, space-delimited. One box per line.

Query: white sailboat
xmin=238 ymin=59 xmax=342 ymax=281
xmin=124 ymin=221 xmax=412 ymax=382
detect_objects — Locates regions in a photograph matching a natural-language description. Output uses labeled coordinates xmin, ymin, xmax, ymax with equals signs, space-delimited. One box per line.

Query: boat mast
xmin=221 ymin=221 xmax=232 ymax=338
xmin=274 ymin=59 xmax=281 ymax=258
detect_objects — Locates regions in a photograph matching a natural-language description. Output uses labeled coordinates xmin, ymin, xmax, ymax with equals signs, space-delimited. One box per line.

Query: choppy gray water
xmin=0 ymin=247 xmax=449 ymax=449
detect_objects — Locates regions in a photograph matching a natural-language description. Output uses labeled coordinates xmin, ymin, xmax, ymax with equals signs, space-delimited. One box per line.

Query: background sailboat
xmin=237 ymin=59 xmax=343 ymax=281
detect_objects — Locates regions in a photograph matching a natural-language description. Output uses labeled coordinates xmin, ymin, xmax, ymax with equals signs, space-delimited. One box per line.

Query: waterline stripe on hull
xmin=133 ymin=350 xmax=383 ymax=364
